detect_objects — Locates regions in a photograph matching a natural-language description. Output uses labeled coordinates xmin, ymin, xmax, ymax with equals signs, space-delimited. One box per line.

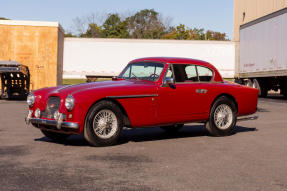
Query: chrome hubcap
xmin=214 ymin=104 xmax=233 ymax=130
xmin=93 ymin=109 xmax=118 ymax=139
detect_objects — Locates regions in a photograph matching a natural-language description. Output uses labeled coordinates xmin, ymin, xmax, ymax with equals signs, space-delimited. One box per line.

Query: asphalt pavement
xmin=0 ymin=96 xmax=287 ymax=191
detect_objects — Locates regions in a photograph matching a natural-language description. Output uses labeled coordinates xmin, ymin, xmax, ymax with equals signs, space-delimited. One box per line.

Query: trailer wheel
xmin=245 ymin=79 xmax=253 ymax=87
xmin=282 ymin=87 xmax=287 ymax=99
xmin=253 ymin=79 xmax=267 ymax=98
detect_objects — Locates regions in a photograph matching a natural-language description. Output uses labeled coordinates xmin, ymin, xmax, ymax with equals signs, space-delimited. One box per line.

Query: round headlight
xmin=65 ymin=95 xmax=75 ymax=111
xmin=27 ymin=93 xmax=35 ymax=107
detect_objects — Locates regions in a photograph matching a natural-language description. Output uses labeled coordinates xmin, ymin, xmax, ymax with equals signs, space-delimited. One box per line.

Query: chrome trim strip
xmin=30 ymin=118 xmax=79 ymax=129
xmin=106 ymin=94 xmax=158 ymax=99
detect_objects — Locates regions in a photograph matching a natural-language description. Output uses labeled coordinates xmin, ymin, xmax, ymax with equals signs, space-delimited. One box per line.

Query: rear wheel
xmin=206 ymin=96 xmax=237 ymax=136
xmin=84 ymin=101 xmax=124 ymax=147
xmin=161 ymin=124 xmax=184 ymax=133
xmin=41 ymin=130 xmax=70 ymax=142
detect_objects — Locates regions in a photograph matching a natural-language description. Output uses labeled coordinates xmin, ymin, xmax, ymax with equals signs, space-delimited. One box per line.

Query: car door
xmin=158 ymin=64 xmax=204 ymax=124
xmin=194 ymin=65 xmax=216 ymax=115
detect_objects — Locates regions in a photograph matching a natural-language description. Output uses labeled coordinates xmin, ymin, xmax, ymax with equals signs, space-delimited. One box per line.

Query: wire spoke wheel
xmin=93 ymin=109 xmax=118 ymax=139
xmin=206 ymin=96 xmax=237 ymax=136
xmin=213 ymin=104 xmax=233 ymax=130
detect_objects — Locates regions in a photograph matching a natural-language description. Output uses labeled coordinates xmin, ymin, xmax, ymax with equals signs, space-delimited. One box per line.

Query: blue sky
xmin=0 ymin=0 xmax=234 ymax=39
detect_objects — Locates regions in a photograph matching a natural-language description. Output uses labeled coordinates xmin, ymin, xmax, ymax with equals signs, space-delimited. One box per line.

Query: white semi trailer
xmin=64 ymin=38 xmax=235 ymax=79
xmin=238 ymin=7 xmax=287 ymax=98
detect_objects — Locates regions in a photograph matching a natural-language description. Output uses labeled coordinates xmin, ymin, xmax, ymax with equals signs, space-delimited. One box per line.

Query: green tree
xmin=126 ymin=9 xmax=166 ymax=39
xmin=64 ymin=33 xmax=76 ymax=37
xmin=189 ymin=28 xmax=205 ymax=40
xmin=205 ymin=30 xmax=227 ymax=40
xmin=161 ymin=27 xmax=177 ymax=39
xmin=163 ymin=25 xmax=227 ymax=41
xmin=175 ymin=24 xmax=189 ymax=40
xmin=102 ymin=14 xmax=129 ymax=38
xmin=0 ymin=17 xmax=9 ymax=20
xmin=81 ymin=23 xmax=103 ymax=38
xmin=72 ymin=9 xmax=229 ymax=41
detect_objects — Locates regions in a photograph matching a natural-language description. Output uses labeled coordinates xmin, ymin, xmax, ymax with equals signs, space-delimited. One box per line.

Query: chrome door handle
xmin=196 ymin=89 xmax=208 ymax=94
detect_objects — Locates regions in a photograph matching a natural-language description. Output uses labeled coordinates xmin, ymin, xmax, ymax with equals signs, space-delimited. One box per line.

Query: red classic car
xmin=25 ymin=57 xmax=258 ymax=146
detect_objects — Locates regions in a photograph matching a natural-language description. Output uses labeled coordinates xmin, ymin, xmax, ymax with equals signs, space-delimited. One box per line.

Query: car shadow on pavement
xmin=119 ymin=125 xmax=257 ymax=144
xmin=35 ymin=134 xmax=89 ymax=146
xmin=35 ymin=125 xmax=257 ymax=147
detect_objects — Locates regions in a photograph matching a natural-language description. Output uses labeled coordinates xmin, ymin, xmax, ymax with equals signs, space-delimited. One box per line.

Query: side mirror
xmin=164 ymin=77 xmax=176 ymax=88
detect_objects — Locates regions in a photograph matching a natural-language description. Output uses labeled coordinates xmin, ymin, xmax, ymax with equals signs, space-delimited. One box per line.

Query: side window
xmin=185 ymin=65 xmax=198 ymax=82
xmin=197 ymin=66 xmax=213 ymax=82
xmin=165 ymin=66 xmax=173 ymax=78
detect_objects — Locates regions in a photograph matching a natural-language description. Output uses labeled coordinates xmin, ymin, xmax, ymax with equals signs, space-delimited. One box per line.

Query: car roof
xmin=130 ymin=57 xmax=212 ymax=67
xmin=129 ymin=57 xmax=223 ymax=82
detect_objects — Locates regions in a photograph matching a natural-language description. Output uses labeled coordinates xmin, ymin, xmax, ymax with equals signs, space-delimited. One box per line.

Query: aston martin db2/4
xmin=26 ymin=57 xmax=258 ymax=146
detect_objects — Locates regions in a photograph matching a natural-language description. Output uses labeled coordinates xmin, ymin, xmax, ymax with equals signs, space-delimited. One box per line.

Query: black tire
xmin=84 ymin=101 xmax=124 ymax=147
xmin=206 ymin=96 xmax=237 ymax=136
xmin=161 ymin=124 xmax=184 ymax=133
xmin=282 ymin=88 xmax=287 ymax=99
xmin=260 ymin=86 xmax=268 ymax=98
xmin=41 ymin=129 xmax=70 ymax=142
xmin=245 ymin=79 xmax=253 ymax=87
xmin=253 ymin=79 xmax=267 ymax=98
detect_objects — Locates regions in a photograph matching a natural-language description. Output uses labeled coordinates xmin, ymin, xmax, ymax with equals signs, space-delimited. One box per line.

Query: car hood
xmin=35 ymin=79 xmax=157 ymax=98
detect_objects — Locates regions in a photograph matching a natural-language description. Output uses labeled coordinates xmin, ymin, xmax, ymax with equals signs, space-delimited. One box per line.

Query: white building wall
xmin=63 ymin=38 xmax=235 ymax=79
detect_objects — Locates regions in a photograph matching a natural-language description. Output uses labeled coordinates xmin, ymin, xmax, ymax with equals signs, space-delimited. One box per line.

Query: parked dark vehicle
xmin=0 ymin=60 xmax=30 ymax=99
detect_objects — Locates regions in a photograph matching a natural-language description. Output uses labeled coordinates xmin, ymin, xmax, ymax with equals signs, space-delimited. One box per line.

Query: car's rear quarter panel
xmin=210 ymin=83 xmax=258 ymax=116
xmin=232 ymin=85 xmax=258 ymax=116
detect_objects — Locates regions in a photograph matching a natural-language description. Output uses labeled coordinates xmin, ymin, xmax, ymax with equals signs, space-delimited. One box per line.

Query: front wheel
xmin=84 ymin=101 xmax=124 ymax=147
xmin=206 ymin=96 xmax=237 ymax=136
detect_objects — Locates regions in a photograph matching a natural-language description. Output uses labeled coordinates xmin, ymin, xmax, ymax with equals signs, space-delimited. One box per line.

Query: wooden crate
xmin=0 ymin=20 xmax=64 ymax=91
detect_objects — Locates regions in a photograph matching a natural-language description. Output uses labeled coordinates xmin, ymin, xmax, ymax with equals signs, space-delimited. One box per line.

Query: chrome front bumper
xmin=27 ymin=118 xmax=79 ymax=129
xmin=25 ymin=110 xmax=79 ymax=130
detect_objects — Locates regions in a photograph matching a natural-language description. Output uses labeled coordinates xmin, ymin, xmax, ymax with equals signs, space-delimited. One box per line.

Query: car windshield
xmin=119 ymin=62 xmax=164 ymax=82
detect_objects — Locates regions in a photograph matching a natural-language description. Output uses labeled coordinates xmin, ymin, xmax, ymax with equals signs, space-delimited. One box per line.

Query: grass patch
xmin=223 ymin=78 xmax=234 ymax=82
xmin=63 ymin=78 xmax=112 ymax=85
xmin=63 ymin=79 xmax=86 ymax=85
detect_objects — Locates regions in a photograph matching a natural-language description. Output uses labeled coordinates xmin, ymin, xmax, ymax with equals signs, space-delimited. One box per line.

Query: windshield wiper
xmin=131 ymin=72 xmax=140 ymax=80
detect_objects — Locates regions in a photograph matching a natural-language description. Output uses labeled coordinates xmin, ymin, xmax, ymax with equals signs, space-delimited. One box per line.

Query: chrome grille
xmin=42 ymin=96 xmax=61 ymax=119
